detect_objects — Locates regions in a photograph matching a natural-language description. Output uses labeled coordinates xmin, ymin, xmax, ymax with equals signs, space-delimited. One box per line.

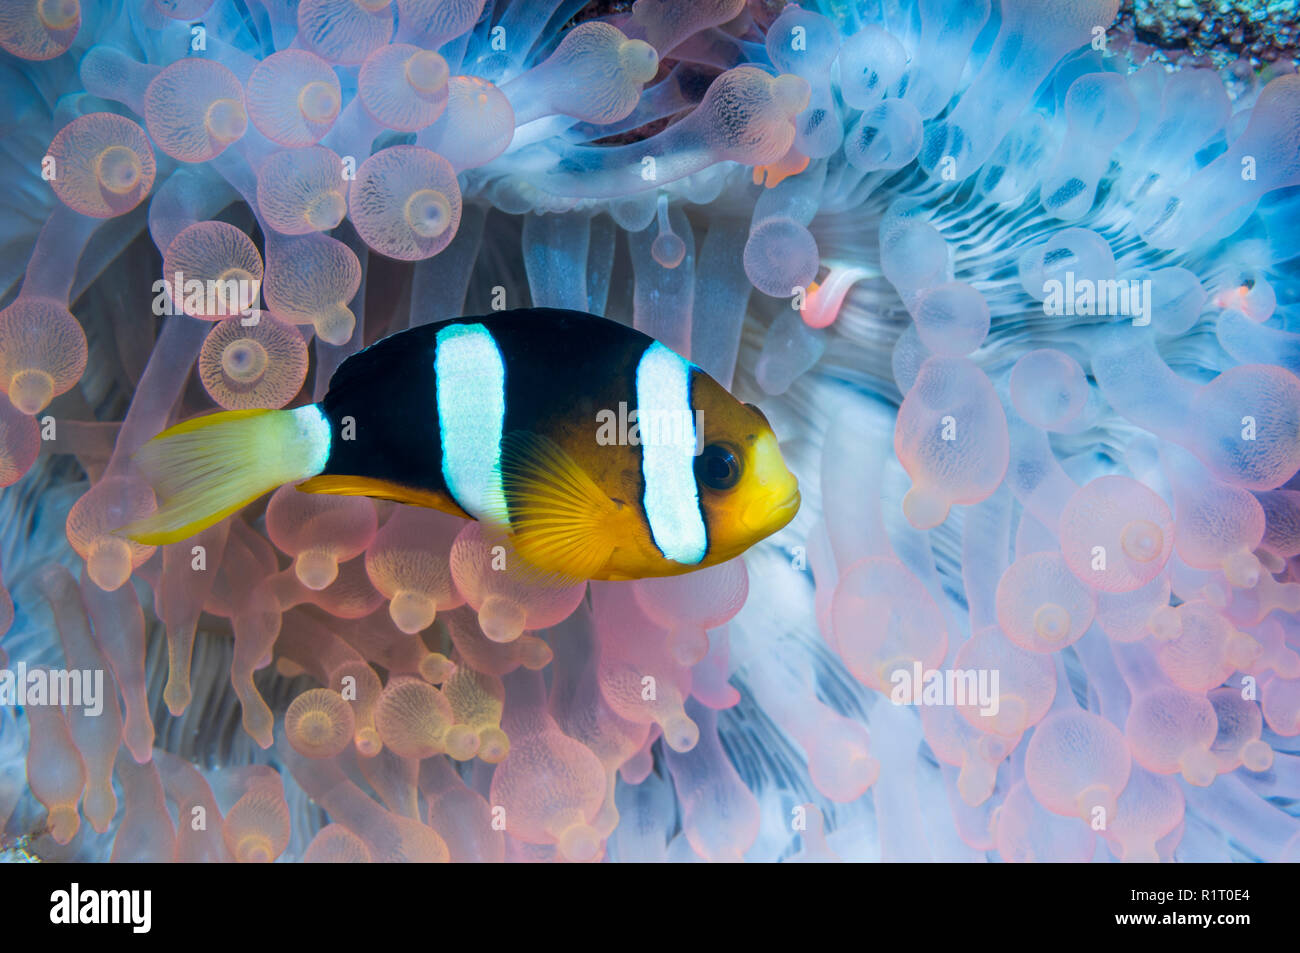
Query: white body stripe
xmin=636 ymin=342 xmax=706 ymax=564
xmin=289 ymin=404 xmax=332 ymax=476
xmin=435 ymin=323 xmax=506 ymax=521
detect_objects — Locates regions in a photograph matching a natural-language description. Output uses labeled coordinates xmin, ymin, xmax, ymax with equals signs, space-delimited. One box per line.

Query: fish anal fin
xmin=296 ymin=475 xmax=470 ymax=518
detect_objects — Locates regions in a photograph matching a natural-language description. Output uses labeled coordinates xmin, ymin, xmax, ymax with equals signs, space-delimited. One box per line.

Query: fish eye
xmin=696 ymin=443 xmax=741 ymax=491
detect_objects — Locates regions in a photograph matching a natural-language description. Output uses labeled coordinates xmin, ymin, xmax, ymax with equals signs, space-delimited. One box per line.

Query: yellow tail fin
xmin=119 ymin=405 xmax=332 ymax=545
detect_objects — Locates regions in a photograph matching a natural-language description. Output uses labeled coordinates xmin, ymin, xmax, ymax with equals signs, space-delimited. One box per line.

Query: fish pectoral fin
xmin=497 ymin=430 xmax=628 ymax=583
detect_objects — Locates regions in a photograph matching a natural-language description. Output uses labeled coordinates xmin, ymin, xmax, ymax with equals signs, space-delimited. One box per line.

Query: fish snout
xmin=742 ymin=480 xmax=800 ymax=533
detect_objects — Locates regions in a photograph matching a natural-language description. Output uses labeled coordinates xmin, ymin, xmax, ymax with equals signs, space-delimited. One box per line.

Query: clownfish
xmin=121 ymin=308 xmax=800 ymax=581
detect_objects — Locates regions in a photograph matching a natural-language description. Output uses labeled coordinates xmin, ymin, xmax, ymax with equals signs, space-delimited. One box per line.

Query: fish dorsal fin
xmin=496 ymin=430 xmax=628 ymax=584
xmin=324 ymin=322 xmax=439 ymax=396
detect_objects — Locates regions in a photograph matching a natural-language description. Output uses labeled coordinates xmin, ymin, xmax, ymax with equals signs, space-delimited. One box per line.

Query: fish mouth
xmin=773 ymin=489 xmax=801 ymax=515
xmin=743 ymin=487 xmax=801 ymax=533
xmin=773 ymin=488 xmax=801 ymax=523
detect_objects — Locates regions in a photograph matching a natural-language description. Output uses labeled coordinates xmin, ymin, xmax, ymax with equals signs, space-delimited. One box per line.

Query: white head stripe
xmin=435 ymin=323 xmax=506 ymax=521
xmin=636 ymin=342 xmax=706 ymax=565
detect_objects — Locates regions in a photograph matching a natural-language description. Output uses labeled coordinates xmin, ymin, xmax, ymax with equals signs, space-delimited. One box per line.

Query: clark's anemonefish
xmin=120 ymin=308 xmax=800 ymax=581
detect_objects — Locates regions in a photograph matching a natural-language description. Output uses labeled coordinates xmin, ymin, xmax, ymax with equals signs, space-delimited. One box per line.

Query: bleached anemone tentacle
xmin=1 ymin=0 xmax=1299 ymax=863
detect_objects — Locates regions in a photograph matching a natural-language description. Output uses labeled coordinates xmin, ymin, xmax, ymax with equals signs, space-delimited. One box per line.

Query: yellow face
xmin=689 ymin=375 xmax=800 ymax=565
xmin=574 ymin=368 xmax=800 ymax=581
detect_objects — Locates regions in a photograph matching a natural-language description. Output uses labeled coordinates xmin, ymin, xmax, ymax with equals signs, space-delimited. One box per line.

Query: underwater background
xmin=1 ymin=0 xmax=1300 ymax=862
